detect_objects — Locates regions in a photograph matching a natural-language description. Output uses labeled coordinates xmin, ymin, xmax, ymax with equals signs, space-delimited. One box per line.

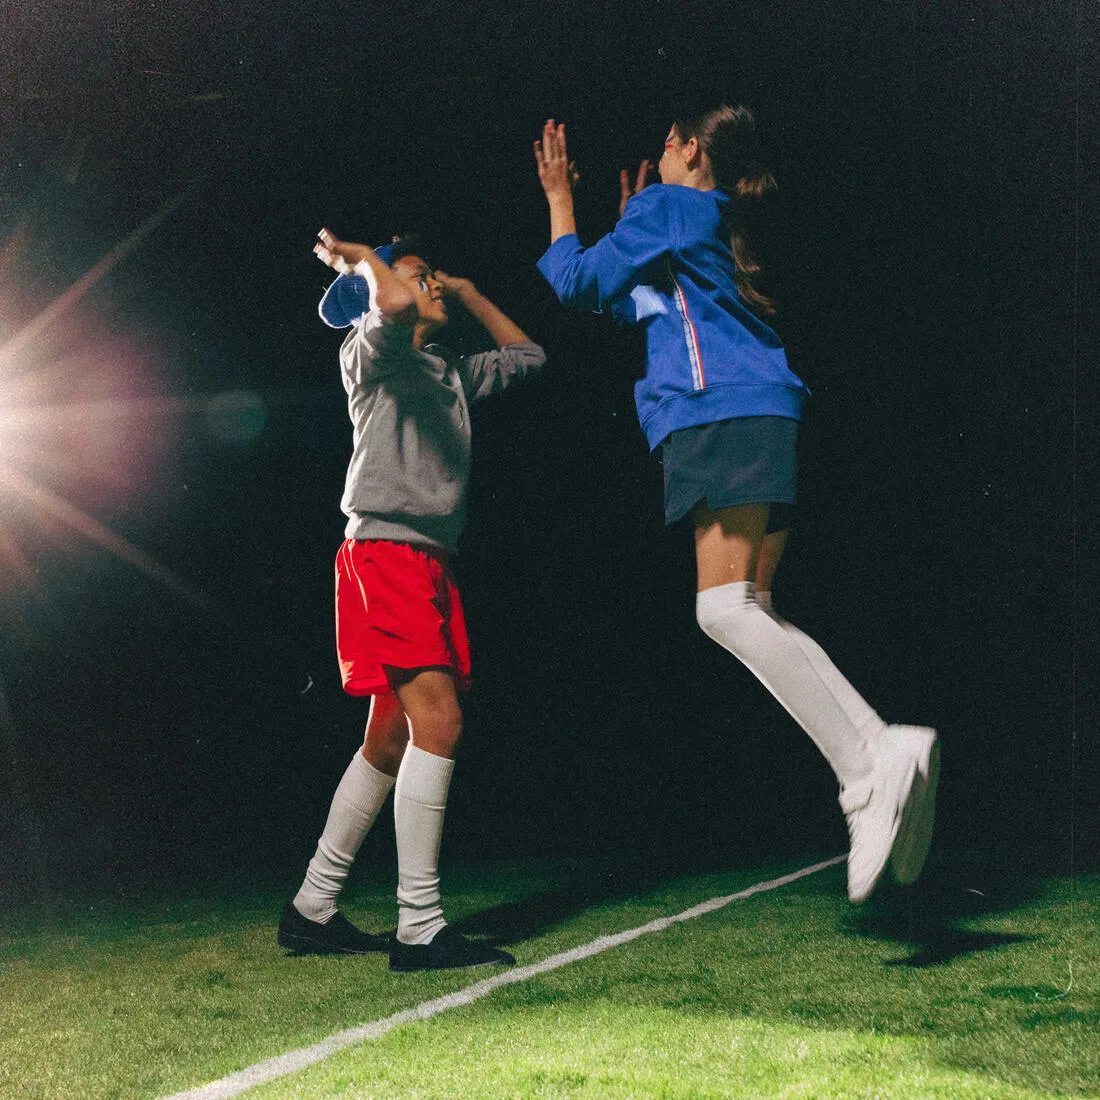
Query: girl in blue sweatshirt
xmin=535 ymin=106 xmax=938 ymax=903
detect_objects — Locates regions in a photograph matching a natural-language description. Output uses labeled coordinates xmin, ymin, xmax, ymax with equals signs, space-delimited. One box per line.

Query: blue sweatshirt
xmin=537 ymin=183 xmax=808 ymax=450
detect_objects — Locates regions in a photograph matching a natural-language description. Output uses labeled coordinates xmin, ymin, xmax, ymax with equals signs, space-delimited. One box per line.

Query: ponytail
xmin=730 ymin=163 xmax=777 ymax=316
xmin=732 ymin=163 xmax=775 ymax=203
xmin=673 ymin=106 xmax=779 ymax=317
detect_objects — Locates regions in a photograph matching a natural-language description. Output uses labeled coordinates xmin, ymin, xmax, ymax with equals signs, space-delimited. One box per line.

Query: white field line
xmin=162 ymin=855 xmax=845 ymax=1100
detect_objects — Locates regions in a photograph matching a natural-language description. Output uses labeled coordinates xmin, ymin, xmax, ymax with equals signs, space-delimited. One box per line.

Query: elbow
xmin=554 ymin=278 xmax=595 ymax=312
xmin=552 ymin=278 xmax=577 ymax=307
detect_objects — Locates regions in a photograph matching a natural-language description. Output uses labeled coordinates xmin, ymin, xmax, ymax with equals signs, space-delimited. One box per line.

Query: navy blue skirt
xmin=662 ymin=415 xmax=798 ymax=529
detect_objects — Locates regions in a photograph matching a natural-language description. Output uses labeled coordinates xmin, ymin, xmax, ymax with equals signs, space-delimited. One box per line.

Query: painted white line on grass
xmin=162 ymin=855 xmax=845 ymax=1100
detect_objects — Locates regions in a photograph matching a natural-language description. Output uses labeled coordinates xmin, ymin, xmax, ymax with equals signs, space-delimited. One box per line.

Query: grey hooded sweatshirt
xmin=337 ymin=309 xmax=546 ymax=551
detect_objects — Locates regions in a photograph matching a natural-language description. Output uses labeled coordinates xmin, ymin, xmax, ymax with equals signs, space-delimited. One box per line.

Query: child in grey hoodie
xmin=279 ymin=229 xmax=545 ymax=972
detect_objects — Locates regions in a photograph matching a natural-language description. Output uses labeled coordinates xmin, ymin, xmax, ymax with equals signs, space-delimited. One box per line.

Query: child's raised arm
xmin=435 ymin=271 xmax=530 ymax=348
xmin=314 ymin=228 xmax=417 ymax=324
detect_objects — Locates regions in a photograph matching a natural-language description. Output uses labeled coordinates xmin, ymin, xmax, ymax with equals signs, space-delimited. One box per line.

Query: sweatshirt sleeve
xmin=536 ymin=186 xmax=671 ymax=312
xmin=339 ymin=309 xmax=416 ymax=384
xmin=457 ymin=340 xmax=547 ymax=403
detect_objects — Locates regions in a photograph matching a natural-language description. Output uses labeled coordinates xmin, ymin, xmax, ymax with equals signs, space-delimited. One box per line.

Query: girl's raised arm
xmin=534 ymin=119 xmax=578 ymax=244
xmin=619 ymin=159 xmax=653 ymax=218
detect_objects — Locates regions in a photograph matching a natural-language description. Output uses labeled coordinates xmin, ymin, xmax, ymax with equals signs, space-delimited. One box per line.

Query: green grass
xmin=1 ymin=856 xmax=1095 ymax=1098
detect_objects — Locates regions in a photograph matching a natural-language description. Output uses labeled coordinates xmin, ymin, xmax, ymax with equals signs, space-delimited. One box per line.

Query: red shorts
xmin=335 ymin=539 xmax=472 ymax=696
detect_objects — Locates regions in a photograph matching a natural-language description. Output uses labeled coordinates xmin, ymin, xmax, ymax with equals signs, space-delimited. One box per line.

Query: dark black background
xmin=0 ymin=0 xmax=1094 ymax=901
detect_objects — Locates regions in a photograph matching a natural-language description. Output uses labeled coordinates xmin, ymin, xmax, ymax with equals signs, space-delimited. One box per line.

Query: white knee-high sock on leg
xmin=696 ymin=582 xmax=880 ymax=786
xmin=755 ymin=589 xmax=884 ymax=741
xmin=293 ymin=750 xmax=396 ymax=923
xmin=394 ymin=744 xmax=454 ymax=946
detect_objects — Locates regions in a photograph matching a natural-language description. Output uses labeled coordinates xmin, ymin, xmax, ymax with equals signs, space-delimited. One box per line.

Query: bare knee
xmin=415 ymin=708 xmax=459 ymax=761
xmin=413 ymin=700 xmax=462 ymax=758
xmin=696 ymin=583 xmax=758 ymax=652
xmin=392 ymin=669 xmax=463 ymax=759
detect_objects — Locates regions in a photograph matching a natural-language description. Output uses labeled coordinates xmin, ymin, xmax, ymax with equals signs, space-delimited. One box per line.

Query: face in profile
xmin=392 ymin=255 xmax=447 ymax=332
xmin=659 ymin=126 xmax=687 ymax=185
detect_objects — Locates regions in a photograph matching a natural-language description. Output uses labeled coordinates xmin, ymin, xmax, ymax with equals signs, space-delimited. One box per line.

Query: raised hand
xmin=534 ymin=119 xmax=578 ymax=201
xmin=618 ymin=159 xmax=653 ymax=218
xmin=313 ymin=228 xmax=372 ymax=273
xmin=435 ymin=270 xmax=476 ymax=302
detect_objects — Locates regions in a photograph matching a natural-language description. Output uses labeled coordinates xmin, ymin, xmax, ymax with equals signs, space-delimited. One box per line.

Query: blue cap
xmin=318 ymin=244 xmax=394 ymax=328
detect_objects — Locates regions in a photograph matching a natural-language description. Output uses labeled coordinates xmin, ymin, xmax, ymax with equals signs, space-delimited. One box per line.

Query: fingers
xmin=618 ymin=159 xmax=653 ymax=216
xmin=315 ymin=229 xmax=338 ymax=267
xmin=536 ymin=119 xmax=580 ymax=201
xmin=314 ymin=238 xmax=351 ymax=274
xmin=539 ymin=118 xmax=567 ymax=160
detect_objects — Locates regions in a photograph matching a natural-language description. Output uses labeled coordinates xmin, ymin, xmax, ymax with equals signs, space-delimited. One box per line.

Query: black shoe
xmin=389 ymin=925 xmax=516 ymax=972
xmin=278 ymin=903 xmax=392 ymax=955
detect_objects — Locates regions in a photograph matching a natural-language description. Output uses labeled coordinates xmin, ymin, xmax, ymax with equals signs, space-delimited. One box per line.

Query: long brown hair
xmin=672 ymin=105 xmax=778 ymax=316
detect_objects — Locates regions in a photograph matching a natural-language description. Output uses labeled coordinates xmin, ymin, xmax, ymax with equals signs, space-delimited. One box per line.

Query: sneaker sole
xmin=889 ymin=726 xmax=939 ymax=886
xmin=277 ymin=930 xmax=390 ymax=956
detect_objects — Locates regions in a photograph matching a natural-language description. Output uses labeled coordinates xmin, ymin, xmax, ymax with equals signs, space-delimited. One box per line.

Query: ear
xmin=683 ymin=135 xmax=703 ymax=169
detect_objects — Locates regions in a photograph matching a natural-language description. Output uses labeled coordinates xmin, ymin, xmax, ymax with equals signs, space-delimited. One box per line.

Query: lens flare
xmin=0 ymin=192 xmax=223 ymax=618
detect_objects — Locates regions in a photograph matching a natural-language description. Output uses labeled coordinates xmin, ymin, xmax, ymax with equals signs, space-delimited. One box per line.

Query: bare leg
xmin=693 ymin=502 xmax=875 ymax=777
xmin=753 ymin=528 xmax=883 ymax=738
xmin=693 ymin=501 xmax=769 ymax=589
xmin=292 ymin=693 xmax=406 ymax=924
xmin=391 ymin=668 xmax=463 ymax=758
xmin=390 ymin=669 xmax=461 ymax=944
xmin=693 ymin=502 xmax=935 ymax=902
xmin=382 ymin=669 xmax=517 ymax=969
xmin=755 ymin=528 xmax=788 ymax=593
xmin=363 ymin=691 xmax=411 ymax=777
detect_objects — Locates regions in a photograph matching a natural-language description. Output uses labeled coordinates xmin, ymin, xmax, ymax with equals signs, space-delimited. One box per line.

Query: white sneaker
xmin=839 ymin=735 xmax=921 ymax=903
xmin=888 ymin=726 xmax=940 ymax=886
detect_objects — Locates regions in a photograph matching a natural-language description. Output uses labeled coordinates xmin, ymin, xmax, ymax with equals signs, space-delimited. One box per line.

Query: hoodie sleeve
xmin=339 ymin=309 xmax=416 ymax=384
xmin=536 ymin=185 xmax=672 ymax=313
xmin=456 ymin=340 xmax=547 ymax=403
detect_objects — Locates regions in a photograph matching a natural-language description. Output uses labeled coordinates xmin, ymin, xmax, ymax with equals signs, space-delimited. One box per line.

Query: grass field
xmin=1 ymin=852 xmax=1095 ymax=1098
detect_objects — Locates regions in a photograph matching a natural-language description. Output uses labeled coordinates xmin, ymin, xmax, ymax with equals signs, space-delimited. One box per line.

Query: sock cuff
xmin=396 ymin=745 xmax=455 ymax=807
xmin=696 ymin=580 xmax=756 ymax=618
xmin=351 ymin=748 xmax=397 ymax=791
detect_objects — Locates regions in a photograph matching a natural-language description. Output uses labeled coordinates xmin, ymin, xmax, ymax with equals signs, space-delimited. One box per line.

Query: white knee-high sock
xmin=755 ymin=589 xmax=884 ymax=740
xmin=696 ymin=582 xmax=879 ymax=786
xmin=293 ymin=750 xmax=396 ymax=923
xmin=394 ymin=744 xmax=454 ymax=946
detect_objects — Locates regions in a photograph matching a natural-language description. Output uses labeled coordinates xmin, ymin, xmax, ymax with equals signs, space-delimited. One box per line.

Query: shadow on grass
xmin=843 ymin=845 xmax=1056 ymax=967
xmin=448 ymin=846 xmax=837 ymax=948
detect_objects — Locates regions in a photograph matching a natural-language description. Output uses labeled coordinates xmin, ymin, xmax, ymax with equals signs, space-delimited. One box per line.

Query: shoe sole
xmin=889 ymin=727 xmax=940 ymax=886
xmin=277 ymin=930 xmax=390 ymax=956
